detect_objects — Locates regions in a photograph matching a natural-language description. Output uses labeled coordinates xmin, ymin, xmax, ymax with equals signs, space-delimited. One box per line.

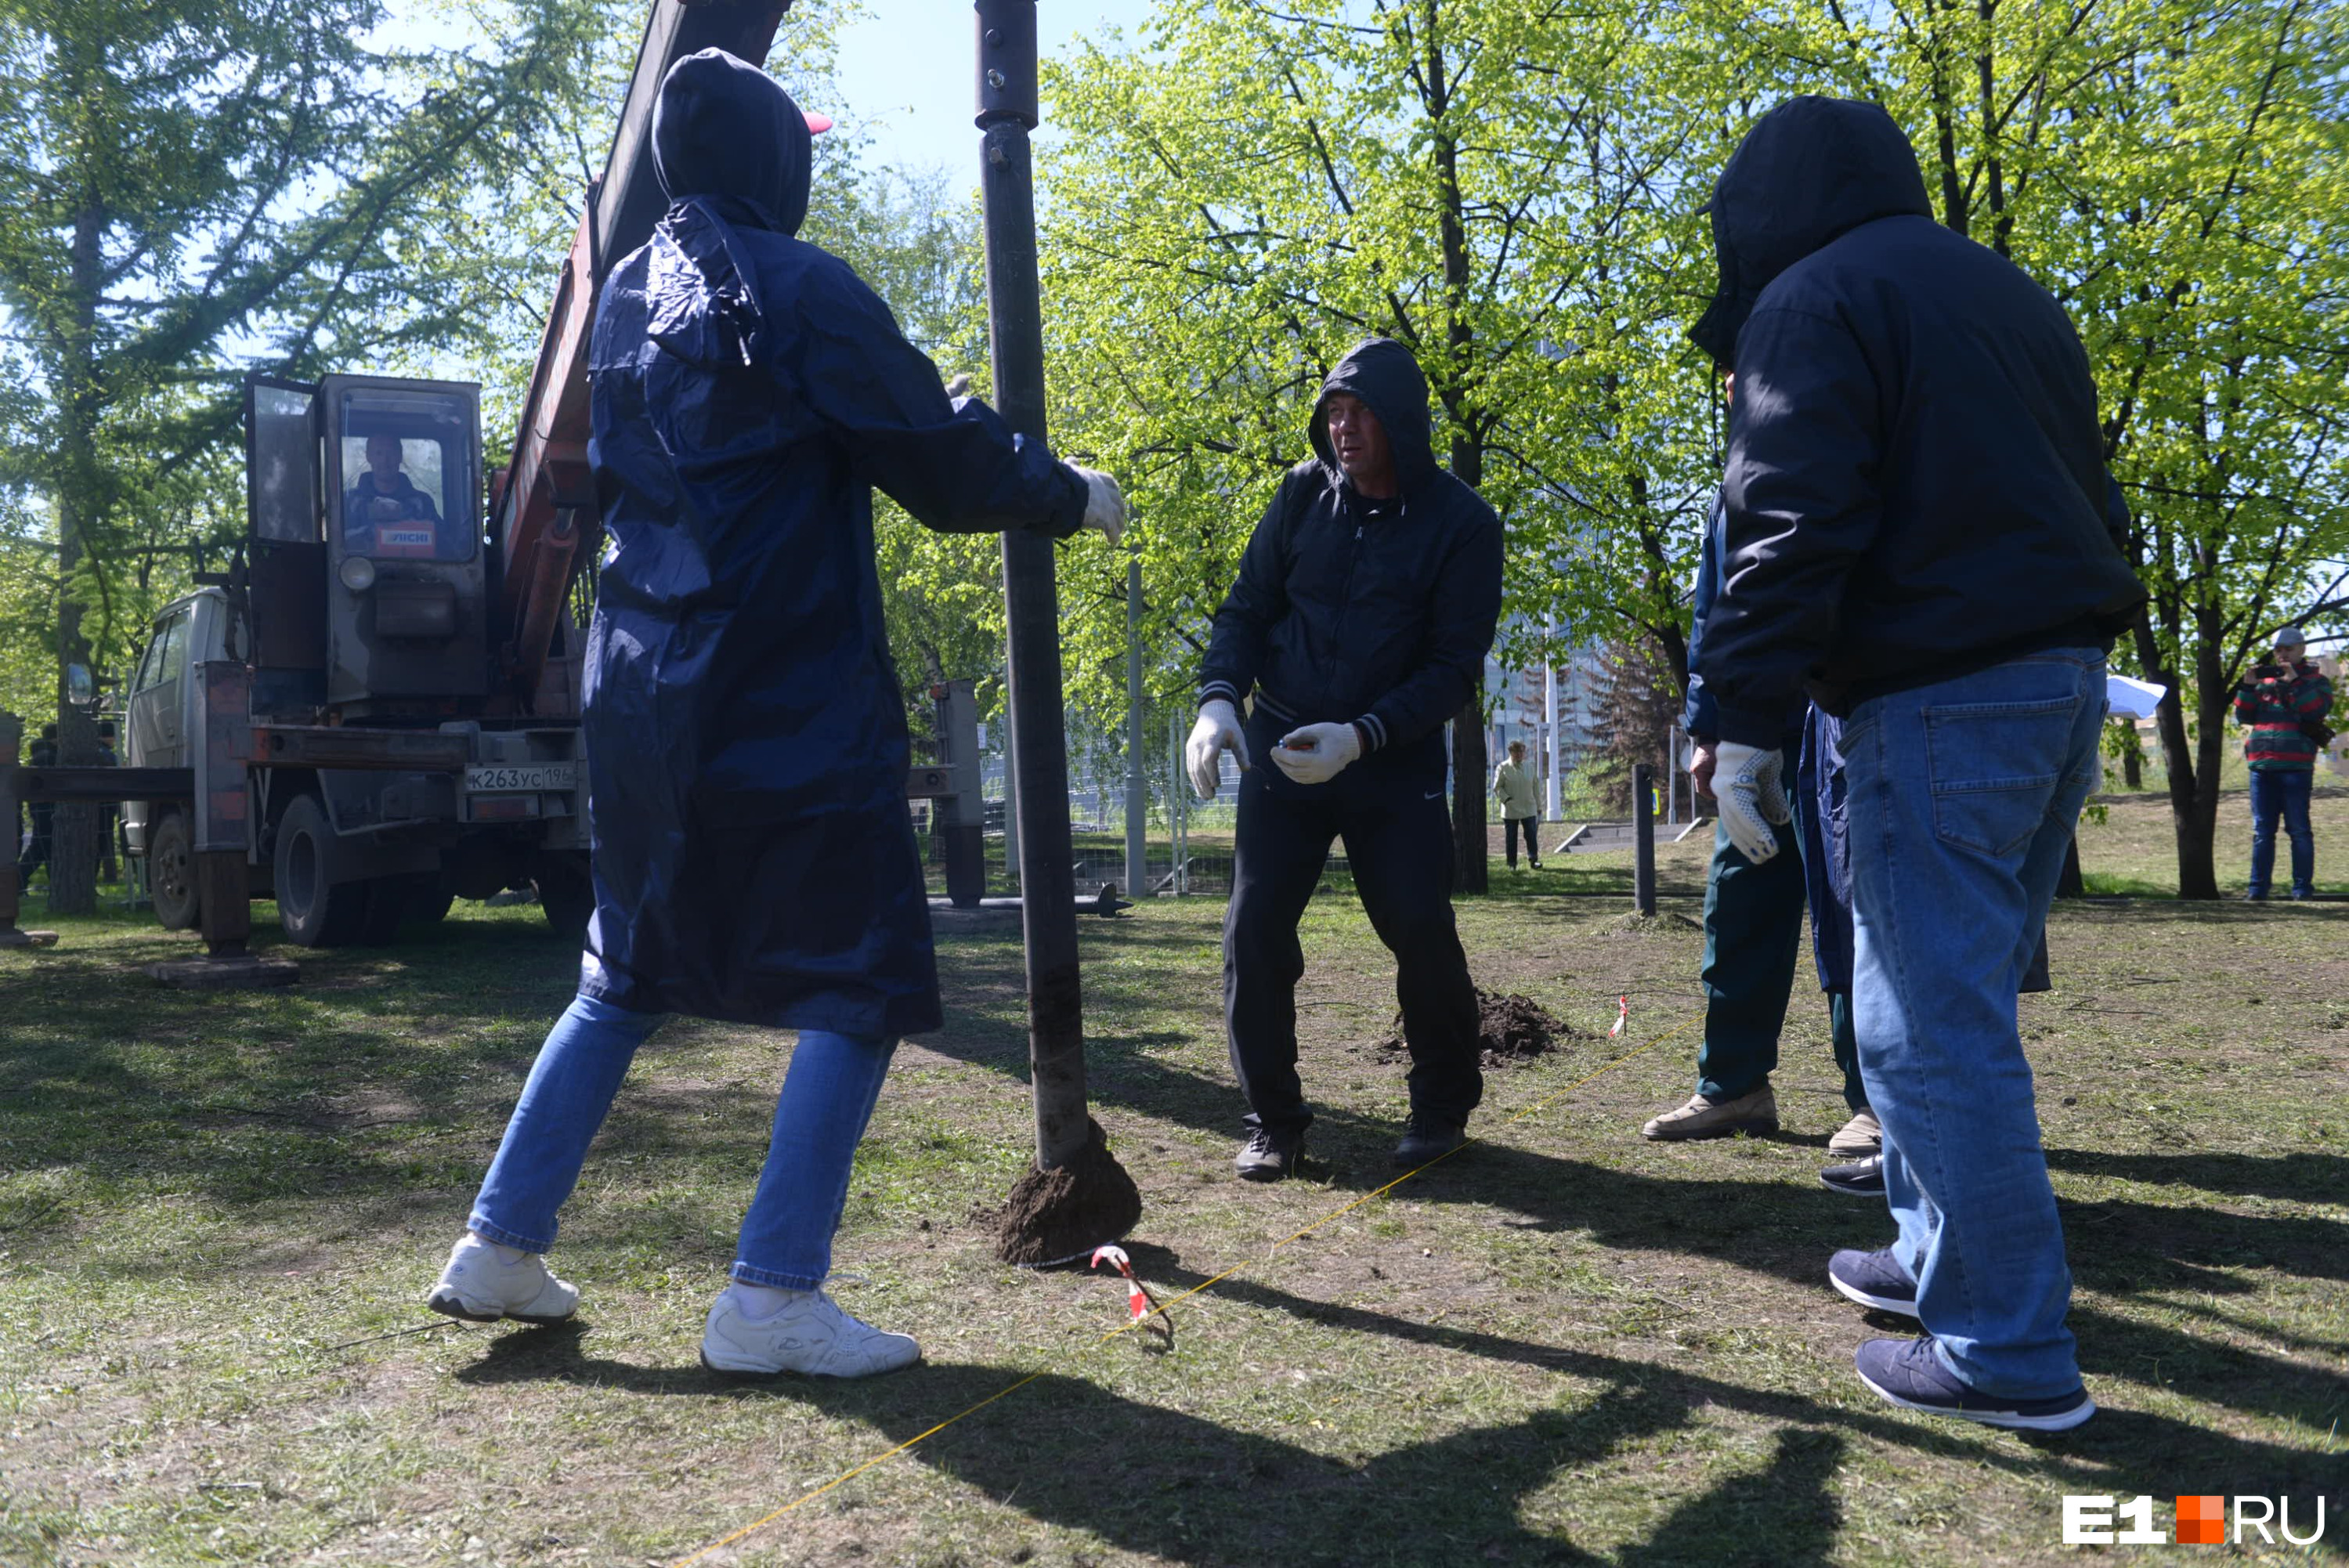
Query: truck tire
xmin=148 ymin=810 xmax=201 ymax=931
xmin=532 ymin=853 xmax=594 ymax=945
xmin=274 ymin=793 xmax=367 ymax=948
xmin=411 ymin=884 xmax=456 ymax=924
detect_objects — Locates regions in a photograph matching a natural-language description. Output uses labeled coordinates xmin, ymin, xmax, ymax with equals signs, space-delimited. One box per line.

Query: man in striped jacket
xmin=2235 ymin=627 xmax=2333 ymax=900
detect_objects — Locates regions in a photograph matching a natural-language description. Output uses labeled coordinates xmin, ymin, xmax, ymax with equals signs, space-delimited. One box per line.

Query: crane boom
xmin=493 ymin=0 xmax=793 ymax=713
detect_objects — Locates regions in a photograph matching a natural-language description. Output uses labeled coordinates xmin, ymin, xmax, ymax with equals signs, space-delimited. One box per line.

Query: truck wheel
xmin=148 ymin=811 xmax=201 ymax=931
xmin=532 ymin=854 xmax=594 ymax=945
xmin=411 ymin=885 xmax=456 ymax=924
xmin=274 ymin=793 xmax=366 ymax=948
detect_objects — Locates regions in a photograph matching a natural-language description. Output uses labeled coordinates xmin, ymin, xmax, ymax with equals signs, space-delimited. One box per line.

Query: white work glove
xmin=1068 ymin=464 xmax=1126 ymax=548
xmin=1712 ymin=740 xmax=1791 ymax=865
xmin=943 ymin=373 xmax=974 ymax=399
xmin=1186 ymin=699 xmax=1249 ymax=798
xmin=1272 ymin=721 xmax=1362 ymax=786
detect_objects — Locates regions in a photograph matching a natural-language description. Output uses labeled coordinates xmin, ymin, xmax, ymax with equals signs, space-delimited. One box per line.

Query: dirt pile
xmin=1379 ymin=988 xmax=1583 ymax=1067
xmin=985 ymin=1117 xmax=1144 ymax=1266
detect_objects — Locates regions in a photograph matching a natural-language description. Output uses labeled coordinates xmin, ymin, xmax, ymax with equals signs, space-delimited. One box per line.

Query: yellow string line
xmin=669 ymin=1010 xmax=1697 ymax=1568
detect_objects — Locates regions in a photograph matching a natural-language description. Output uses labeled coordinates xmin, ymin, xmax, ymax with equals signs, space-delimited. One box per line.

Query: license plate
xmin=465 ymin=763 xmax=576 ymax=793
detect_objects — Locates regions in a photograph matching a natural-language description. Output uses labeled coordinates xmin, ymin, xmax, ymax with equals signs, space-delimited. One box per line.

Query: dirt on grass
xmin=1378 ymin=987 xmax=1585 ymax=1068
xmin=982 ymin=1116 xmax=1145 ymax=1266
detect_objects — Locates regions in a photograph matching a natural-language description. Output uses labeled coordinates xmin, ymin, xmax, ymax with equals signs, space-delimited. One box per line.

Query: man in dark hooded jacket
xmin=1189 ymin=338 xmax=1503 ymax=1180
xmin=1690 ymin=96 xmax=2143 ymax=1431
xmin=429 ymin=49 xmax=1124 ymax=1378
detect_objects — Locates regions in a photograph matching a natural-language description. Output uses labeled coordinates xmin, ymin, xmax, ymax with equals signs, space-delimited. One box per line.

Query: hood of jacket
xmin=1308 ymin=337 xmax=1439 ymax=493
xmin=1689 ymin=96 xmax=1932 ymax=368
xmin=644 ymin=51 xmax=817 ymax=371
xmin=652 ymin=48 xmax=812 ymax=237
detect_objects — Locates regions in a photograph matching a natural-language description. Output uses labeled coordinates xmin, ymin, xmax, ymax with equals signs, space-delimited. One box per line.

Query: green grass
xmin=2 ymin=800 xmax=2344 ymax=1566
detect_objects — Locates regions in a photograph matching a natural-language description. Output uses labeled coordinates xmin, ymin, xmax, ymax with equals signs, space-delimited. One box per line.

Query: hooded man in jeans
xmin=1190 ymin=338 xmax=1503 ymax=1180
xmin=425 ymin=49 xmax=1123 ymax=1377
xmin=1691 ymin=97 xmax=2144 ymax=1430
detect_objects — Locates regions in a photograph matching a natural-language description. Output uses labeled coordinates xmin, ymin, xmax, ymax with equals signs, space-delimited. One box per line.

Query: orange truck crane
xmin=0 ymin=0 xmax=1004 ymax=965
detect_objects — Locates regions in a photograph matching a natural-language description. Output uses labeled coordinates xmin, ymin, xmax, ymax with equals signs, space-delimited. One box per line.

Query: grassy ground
xmin=2 ymin=797 xmax=2344 ymax=1566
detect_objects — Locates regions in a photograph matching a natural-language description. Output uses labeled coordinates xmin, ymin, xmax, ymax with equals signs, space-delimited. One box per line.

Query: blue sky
xmin=833 ymin=1 xmax=1157 ymax=177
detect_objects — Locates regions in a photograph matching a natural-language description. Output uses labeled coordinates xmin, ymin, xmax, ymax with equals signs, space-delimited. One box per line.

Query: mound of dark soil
xmin=1378 ymin=988 xmax=1583 ymax=1067
xmin=985 ymin=1117 xmax=1144 ymax=1266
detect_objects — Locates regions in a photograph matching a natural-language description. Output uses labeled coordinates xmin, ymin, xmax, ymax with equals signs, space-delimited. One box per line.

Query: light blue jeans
xmin=1842 ymin=648 xmax=2105 ymax=1398
xmin=2247 ymin=766 xmax=2315 ymax=898
xmin=468 ymin=993 xmax=897 ymax=1289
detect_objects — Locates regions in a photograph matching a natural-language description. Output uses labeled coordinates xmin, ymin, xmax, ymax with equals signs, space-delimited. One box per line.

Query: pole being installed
xmin=1125 ymin=556 xmax=1147 ymax=901
xmin=976 ymin=0 xmax=1087 ymax=1174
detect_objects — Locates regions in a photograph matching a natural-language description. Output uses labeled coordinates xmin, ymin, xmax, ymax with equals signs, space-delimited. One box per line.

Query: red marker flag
xmin=1609 ymin=996 xmax=1629 ymax=1039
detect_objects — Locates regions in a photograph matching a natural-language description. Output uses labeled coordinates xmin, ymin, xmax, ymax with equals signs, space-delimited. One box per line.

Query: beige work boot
xmin=1828 ymin=1109 xmax=1883 ymax=1158
xmin=1640 ymin=1086 xmax=1779 ymax=1141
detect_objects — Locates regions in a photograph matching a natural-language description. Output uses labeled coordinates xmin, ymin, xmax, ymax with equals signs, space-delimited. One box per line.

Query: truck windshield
xmin=336 ymin=387 xmax=475 ymax=562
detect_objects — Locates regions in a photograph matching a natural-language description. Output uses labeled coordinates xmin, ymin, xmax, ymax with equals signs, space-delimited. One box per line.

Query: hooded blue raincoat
xmin=578 ymin=49 xmax=1086 ymax=1037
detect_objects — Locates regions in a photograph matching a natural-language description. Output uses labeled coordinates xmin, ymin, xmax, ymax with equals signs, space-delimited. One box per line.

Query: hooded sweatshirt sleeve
xmin=1700 ymin=303 xmax=1885 ymax=747
xmin=791 ymin=261 xmax=1086 ymax=538
xmin=1353 ymin=502 xmax=1503 ymax=751
xmin=1198 ymin=471 xmax=1301 ymax=710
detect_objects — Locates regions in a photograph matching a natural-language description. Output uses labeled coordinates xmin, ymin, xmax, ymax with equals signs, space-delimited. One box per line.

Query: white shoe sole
xmin=1856 ymin=1364 xmax=2097 ymax=1431
xmin=1828 ymin=1273 xmax=1922 ymax=1319
xmin=698 ymin=1346 xmax=920 ymax=1379
xmin=425 ymin=1287 xmax=574 ymax=1327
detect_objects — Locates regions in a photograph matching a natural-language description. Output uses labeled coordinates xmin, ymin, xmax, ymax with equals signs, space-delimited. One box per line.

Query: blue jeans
xmin=468 ymin=994 xmax=897 ymax=1289
xmin=1843 ymin=648 xmax=2105 ymax=1399
xmin=2247 ymin=767 xmax=2315 ymax=898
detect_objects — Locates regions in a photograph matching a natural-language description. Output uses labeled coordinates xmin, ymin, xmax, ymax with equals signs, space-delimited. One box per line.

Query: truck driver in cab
xmin=344 ymin=432 xmax=445 ymax=557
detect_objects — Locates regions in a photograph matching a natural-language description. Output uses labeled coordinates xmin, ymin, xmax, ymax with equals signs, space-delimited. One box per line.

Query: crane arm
xmin=493 ymin=0 xmax=794 ymax=713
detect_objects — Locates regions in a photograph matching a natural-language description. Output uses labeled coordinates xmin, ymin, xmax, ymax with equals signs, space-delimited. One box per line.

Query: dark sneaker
xmin=1235 ymin=1125 xmax=1305 ymax=1183
xmin=1827 ymin=1247 xmax=1920 ymax=1317
xmin=1855 ymin=1337 xmax=2094 ymax=1431
xmin=1820 ymin=1153 xmax=1886 ymax=1198
xmin=1393 ymin=1118 xmax=1467 ymax=1166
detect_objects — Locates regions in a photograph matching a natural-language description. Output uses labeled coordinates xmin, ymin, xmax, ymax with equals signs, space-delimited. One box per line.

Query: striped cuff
xmin=1199 ymin=681 xmax=1243 ymax=711
xmin=1353 ymin=713 xmax=1387 ymax=753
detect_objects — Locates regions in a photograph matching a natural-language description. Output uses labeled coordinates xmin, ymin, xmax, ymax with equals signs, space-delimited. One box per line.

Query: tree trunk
xmin=1426 ymin=13 xmax=1487 ymax=895
xmin=46 ymin=200 xmax=106 ymax=916
xmin=2118 ymin=719 xmax=2142 ymax=789
xmin=2135 ymin=606 xmax=2221 ymax=899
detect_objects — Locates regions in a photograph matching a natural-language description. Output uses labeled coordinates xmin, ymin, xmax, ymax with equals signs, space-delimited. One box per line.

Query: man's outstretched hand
xmin=1068 ymin=465 xmax=1126 ymax=548
xmin=1271 ymin=722 xmax=1361 ymax=786
xmin=1187 ymin=699 xmax=1248 ymax=798
xmin=1712 ymin=741 xmax=1791 ymax=865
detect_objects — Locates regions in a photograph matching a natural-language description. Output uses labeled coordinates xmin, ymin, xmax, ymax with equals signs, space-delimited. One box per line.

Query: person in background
xmin=87 ymin=721 xmax=121 ymax=883
xmin=1690 ymin=96 xmax=2142 ymax=1430
xmin=1494 ymin=739 xmax=1543 ymax=870
xmin=2235 ymin=627 xmax=2332 ymax=900
xmin=16 ymin=722 xmax=56 ymax=892
xmin=425 ymin=49 xmax=1124 ymax=1380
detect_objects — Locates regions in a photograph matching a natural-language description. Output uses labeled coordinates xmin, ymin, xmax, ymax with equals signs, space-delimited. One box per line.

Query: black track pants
xmin=1222 ymin=711 xmax=1481 ymax=1134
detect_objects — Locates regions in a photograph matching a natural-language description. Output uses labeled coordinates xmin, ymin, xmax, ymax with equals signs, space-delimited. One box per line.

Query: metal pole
xmin=1125 ymin=556 xmax=1146 ymax=901
xmin=1543 ymin=618 xmax=1560 ymax=822
xmin=1632 ymin=761 xmax=1657 ymax=917
xmin=976 ymin=0 xmax=1088 ymax=1172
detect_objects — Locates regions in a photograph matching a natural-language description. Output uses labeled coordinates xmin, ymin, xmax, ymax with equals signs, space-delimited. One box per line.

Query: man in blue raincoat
xmin=428 ymin=49 xmax=1125 ymax=1378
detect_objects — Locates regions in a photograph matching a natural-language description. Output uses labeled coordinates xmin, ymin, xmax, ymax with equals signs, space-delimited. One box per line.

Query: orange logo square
xmin=2177 ymin=1495 xmax=2225 ymax=1545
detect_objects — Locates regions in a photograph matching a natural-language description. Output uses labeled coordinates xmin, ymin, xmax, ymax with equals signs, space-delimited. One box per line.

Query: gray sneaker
xmin=1640 ymin=1086 xmax=1778 ymax=1141
xmin=1828 ymin=1109 xmax=1883 ymax=1158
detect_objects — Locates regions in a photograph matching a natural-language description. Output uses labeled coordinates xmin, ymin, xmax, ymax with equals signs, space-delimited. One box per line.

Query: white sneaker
xmin=425 ymin=1233 xmax=579 ymax=1324
xmin=699 ymin=1283 xmax=921 ymax=1378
